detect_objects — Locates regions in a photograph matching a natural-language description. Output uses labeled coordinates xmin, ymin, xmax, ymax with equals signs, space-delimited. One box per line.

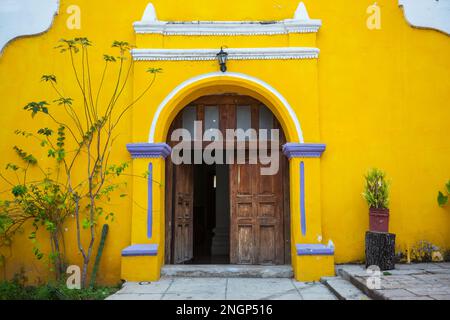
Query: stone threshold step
xmin=161 ymin=265 xmax=294 ymax=278
xmin=336 ymin=266 xmax=381 ymax=300
xmin=321 ymin=276 xmax=371 ymax=300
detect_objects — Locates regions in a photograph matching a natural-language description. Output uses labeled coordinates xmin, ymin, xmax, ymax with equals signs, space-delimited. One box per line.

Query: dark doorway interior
xmin=188 ymin=163 xmax=230 ymax=264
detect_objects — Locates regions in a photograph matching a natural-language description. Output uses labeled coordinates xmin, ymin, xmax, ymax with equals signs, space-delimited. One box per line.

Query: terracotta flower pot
xmin=369 ymin=208 xmax=389 ymax=233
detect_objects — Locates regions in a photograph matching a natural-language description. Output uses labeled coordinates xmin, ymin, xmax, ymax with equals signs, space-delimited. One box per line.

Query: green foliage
xmin=444 ymin=250 xmax=450 ymax=262
xmin=11 ymin=185 xmax=27 ymax=197
xmin=103 ymin=55 xmax=116 ymax=62
xmin=23 ymin=101 xmax=49 ymax=118
xmin=147 ymin=67 xmax=163 ymax=74
xmin=14 ymin=130 xmax=32 ymax=138
xmin=112 ymin=40 xmax=131 ymax=50
xmin=53 ymin=97 xmax=73 ymax=107
xmin=5 ymin=163 xmax=19 ymax=171
xmin=1 ymin=37 xmax=159 ymax=288
xmin=55 ymin=37 xmax=92 ymax=54
xmin=13 ymin=146 xmax=37 ymax=165
xmin=437 ymin=180 xmax=450 ymax=207
xmin=0 ymin=214 xmax=13 ymax=234
xmin=0 ymin=156 xmax=72 ymax=274
xmin=362 ymin=168 xmax=390 ymax=209
xmin=41 ymin=75 xmax=57 ymax=84
xmin=112 ymin=41 xmax=132 ymax=59
xmin=0 ymin=279 xmax=119 ymax=300
xmin=106 ymin=162 xmax=129 ymax=177
xmin=37 ymin=128 xmax=53 ymax=137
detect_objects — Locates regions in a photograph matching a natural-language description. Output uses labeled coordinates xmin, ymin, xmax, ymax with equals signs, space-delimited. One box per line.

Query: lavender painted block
xmin=127 ymin=143 xmax=171 ymax=159
xmin=296 ymin=244 xmax=334 ymax=256
xmin=300 ymin=161 xmax=306 ymax=236
xmin=122 ymin=244 xmax=159 ymax=257
xmin=147 ymin=162 xmax=153 ymax=239
xmin=282 ymin=143 xmax=326 ymax=159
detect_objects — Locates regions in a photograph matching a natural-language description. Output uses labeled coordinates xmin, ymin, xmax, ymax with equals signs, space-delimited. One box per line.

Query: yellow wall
xmin=0 ymin=0 xmax=449 ymax=284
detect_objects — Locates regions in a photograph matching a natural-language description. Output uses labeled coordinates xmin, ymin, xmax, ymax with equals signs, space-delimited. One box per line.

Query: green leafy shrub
xmin=0 ymin=281 xmax=119 ymax=300
xmin=0 ymin=281 xmax=33 ymax=300
xmin=362 ymin=168 xmax=390 ymax=209
xmin=0 ymin=149 xmax=72 ymax=278
xmin=1 ymin=37 xmax=160 ymax=288
xmin=444 ymin=250 xmax=450 ymax=262
xmin=0 ymin=273 xmax=120 ymax=300
xmin=437 ymin=180 xmax=450 ymax=207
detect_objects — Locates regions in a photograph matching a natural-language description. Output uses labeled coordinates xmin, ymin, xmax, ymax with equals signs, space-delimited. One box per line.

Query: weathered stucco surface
xmin=0 ymin=0 xmax=449 ymax=285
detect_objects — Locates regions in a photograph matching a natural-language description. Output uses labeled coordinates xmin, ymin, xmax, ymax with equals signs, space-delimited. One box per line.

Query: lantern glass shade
xmin=217 ymin=48 xmax=228 ymax=72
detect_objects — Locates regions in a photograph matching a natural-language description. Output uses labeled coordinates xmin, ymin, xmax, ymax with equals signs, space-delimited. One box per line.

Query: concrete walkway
xmin=106 ymin=278 xmax=337 ymax=300
xmin=337 ymin=263 xmax=450 ymax=300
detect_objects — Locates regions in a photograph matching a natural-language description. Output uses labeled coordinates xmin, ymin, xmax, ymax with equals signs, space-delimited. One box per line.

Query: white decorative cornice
xmin=134 ymin=20 xmax=322 ymax=36
xmin=134 ymin=2 xmax=321 ymax=36
xmin=0 ymin=0 xmax=60 ymax=54
xmin=131 ymin=47 xmax=319 ymax=61
xmin=399 ymin=0 xmax=450 ymax=35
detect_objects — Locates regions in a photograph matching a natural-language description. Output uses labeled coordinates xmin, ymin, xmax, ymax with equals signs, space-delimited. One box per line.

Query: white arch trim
xmin=148 ymin=72 xmax=304 ymax=143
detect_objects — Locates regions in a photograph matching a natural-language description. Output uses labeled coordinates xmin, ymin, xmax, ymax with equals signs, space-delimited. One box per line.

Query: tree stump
xmin=365 ymin=231 xmax=396 ymax=271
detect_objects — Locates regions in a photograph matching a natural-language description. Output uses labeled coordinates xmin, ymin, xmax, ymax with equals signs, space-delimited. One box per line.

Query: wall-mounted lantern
xmin=216 ymin=47 xmax=228 ymax=73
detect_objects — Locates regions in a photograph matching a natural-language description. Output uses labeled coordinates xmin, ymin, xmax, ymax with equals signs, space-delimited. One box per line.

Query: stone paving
xmin=337 ymin=262 xmax=450 ymax=300
xmin=106 ymin=278 xmax=337 ymax=300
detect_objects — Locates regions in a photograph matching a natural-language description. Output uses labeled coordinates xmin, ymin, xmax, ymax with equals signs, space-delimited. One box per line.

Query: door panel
xmin=230 ymin=161 xmax=284 ymax=265
xmin=259 ymin=225 xmax=276 ymax=264
xmin=237 ymin=225 xmax=254 ymax=264
xmin=173 ymin=164 xmax=194 ymax=264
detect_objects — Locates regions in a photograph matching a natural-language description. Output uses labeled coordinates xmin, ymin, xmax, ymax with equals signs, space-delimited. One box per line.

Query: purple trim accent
xmin=147 ymin=163 xmax=153 ymax=239
xmin=282 ymin=143 xmax=326 ymax=159
xmin=127 ymin=143 xmax=172 ymax=159
xmin=300 ymin=161 xmax=306 ymax=236
xmin=121 ymin=244 xmax=158 ymax=257
xmin=296 ymin=244 xmax=334 ymax=256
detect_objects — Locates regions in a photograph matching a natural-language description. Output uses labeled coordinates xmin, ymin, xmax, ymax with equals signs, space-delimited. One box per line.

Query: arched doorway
xmin=123 ymin=72 xmax=330 ymax=282
xmin=148 ymin=72 xmax=304 ymax=144
xmin=164 ymin=94 xmax=291 ymax=266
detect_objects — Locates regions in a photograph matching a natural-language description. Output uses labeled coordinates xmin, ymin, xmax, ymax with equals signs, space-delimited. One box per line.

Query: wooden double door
xmin=165 ymin=95 xmax=290 ymax=265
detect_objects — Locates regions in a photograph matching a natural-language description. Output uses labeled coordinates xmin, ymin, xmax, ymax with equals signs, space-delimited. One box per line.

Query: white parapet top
xmin=0 ymin=0 xmax=60 ymax=54
xmin=134 ymin=2 xmax=322 ymax=35
xmin=399 ymin=0 xmax=450 ymax=35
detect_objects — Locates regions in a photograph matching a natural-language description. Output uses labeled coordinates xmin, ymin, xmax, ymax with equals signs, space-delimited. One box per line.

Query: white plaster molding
xmin=141 ymin=2 xmax=158 ymax=21
xmin=294 ymin=2 xmax=310 ymax=20
xmin=132 ymin=47 xmax=319 ymax=61
xmin=399 ymin=0 xmax=450 ymax=35
xmin=148 ymin=72 xmax=304 ymax=143
xmin=0 ymin=0 xmax=60 ymax=54
xmin=134 ymin=20 xmax=322 ymax=36
xmin=134 ymin=2 xmax=321 ymax=35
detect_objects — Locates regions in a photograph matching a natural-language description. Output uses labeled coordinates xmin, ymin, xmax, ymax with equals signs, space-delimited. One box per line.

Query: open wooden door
xmin=230 ymin=160 xmax=285 ymax=265
xmin=173 ymin=163 xmax=194 ymax=264
xmin=165 ymin=94 xmax=289 ymax=265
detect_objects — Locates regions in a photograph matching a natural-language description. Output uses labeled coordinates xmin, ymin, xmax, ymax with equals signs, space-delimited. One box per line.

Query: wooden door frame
xmin=164 ymin=95 xmax=291 ymax=265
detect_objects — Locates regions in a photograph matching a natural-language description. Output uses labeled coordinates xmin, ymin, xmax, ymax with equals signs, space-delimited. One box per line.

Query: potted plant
xmin=363 ymin=168 xmax=390 ymax=233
